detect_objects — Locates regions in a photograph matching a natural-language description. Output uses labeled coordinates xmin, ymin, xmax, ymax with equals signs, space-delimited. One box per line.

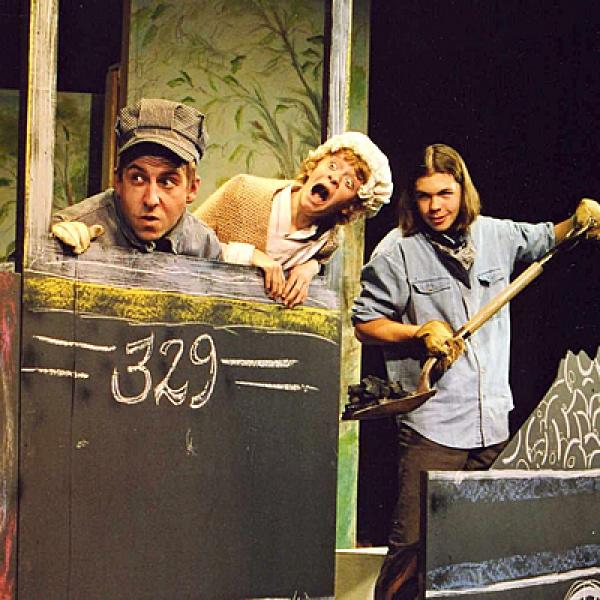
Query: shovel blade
xmin=341 ymin=389 xmax=437 ymax=421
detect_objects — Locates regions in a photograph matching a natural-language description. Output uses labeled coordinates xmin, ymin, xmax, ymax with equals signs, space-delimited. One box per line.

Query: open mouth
xmin=311 ymin=183 xmax=330 ymax=202
xmin=429 ymin=214 xmax=446 ymax=224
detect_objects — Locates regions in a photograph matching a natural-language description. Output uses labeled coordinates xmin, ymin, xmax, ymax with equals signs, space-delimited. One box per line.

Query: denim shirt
xmin=352 ymin=216 xmax=555 ymax=448
xmin=53 ymin=189 xmax=223 ymax=259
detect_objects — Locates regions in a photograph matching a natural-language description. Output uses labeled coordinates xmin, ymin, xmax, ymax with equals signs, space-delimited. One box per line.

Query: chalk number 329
xmin=111 ymin=332 xmax=217 ymax=409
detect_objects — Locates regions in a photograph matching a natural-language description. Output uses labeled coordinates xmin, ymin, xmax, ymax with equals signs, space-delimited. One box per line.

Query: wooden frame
xmin=23 ymin=0 xmax=58 ymax=266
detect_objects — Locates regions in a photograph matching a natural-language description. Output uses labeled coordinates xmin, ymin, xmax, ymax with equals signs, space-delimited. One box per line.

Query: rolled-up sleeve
xmin=504 ymin=219 xmax=555 ymax=264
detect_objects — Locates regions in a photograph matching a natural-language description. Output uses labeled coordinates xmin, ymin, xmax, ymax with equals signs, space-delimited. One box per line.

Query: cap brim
xmin=118 ymin=134 xmax=198 ymax=163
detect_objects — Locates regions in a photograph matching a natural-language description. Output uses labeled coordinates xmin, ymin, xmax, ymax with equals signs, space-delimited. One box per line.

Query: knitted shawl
xmin=194 ymin=174 xmax=338 ymax=262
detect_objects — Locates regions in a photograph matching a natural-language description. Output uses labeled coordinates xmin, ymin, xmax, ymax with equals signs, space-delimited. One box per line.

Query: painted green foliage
xmin=0 ymin=90 xmax=91 ymax=261
xmin=128 ymin=0 xmax=324 ymax=204
xmin=0 ymin=91 xmax=18 ymax=262
xmin=53 ymin=93 xmax=91 ymax=211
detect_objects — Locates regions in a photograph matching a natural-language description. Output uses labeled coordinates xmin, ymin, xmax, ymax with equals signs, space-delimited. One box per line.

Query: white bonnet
xmin=306 ymin=131 xmax=393 ymax=218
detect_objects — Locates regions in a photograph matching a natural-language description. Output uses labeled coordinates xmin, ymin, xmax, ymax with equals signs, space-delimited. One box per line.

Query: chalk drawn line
xmin=425 ymin=565 xmax=600 ymax=597
xmin=221 ymin=358 xmax=299 ymax=368
xmin=430 ymin=468 xmax=600 ymax=482
xmin=21 ymin=367 xmax=89 ymax=379
xmin=33 ymin=335 xmax=116 ymax=352
xmin=235 ymin=381 xmax=319 ymax=393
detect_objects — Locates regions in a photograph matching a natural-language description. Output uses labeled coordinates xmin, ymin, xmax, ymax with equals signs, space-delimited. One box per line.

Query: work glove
xmin=415 ymin=319 xmax=464 ymax=371
xmin=573 ymin=198 xmax=600 ymax=240
xmin=51 ymin=221 xmax=105 ymax=254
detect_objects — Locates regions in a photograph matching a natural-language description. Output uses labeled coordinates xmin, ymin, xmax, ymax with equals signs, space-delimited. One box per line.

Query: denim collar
xmin=425 ymin=229 xmax=475 ymax=287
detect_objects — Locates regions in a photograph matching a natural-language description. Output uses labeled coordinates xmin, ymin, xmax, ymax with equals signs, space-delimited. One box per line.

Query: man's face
xmin=114 ymin=155 xmax=198 ymax=242
xmin=415 ymin=172 xmax=462 ymax=232
xmin=296 ymin=153 xmax=364 ymax=225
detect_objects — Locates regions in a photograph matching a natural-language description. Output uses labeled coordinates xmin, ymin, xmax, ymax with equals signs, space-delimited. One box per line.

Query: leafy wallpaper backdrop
xmin=0 ymin=91 xmax=18 ymax=262
xmin=0 ymin=90 xmax=91 ymax=262
xmin=0 ymin=1 xmax=325 ymax=260
xmin=52 ymin=93 xmax=91 ymax=212
xmin=127 ymin=0 xmax=325 ymax=206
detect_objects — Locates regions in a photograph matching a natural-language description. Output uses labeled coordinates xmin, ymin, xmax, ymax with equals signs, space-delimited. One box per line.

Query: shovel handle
xmin=416 ymin=225 xmax=587 ymax=394
xmin=416 ymin=356 xmax=438 ymax=394
xmin=456 ymin=261 xmax=544 ymax=339
xmin=416 ymin=258 xmax=545 ymax=394
xmin=457 ymin=225 xmax=586 ymax=340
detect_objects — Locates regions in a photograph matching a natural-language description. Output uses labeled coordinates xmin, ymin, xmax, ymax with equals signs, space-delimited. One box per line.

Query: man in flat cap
xmin=51 ymin=98 xmax=222 ymax=259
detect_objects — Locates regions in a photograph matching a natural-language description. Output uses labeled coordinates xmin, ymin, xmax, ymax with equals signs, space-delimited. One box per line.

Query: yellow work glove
xmin=574 ymin=198 xmax=600 ymax=240
xmin=51 ymin=221 xmax=105 ymax=254
xmin=415 ymin=319 xmax=465 ymax=371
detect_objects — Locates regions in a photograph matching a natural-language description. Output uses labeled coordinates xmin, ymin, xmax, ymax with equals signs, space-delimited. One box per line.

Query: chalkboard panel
xmin=19 ymin=266 xmax=340 ymax=600
xmin=29 ymin=240 xmax=338 ymax=310
xmin=495 ymin=348 xmax=600 ymax=471
xmin=423 ymin=470 xmax=600 ymax=599
xmin=0 ymin=272 xmax=19 ymax=600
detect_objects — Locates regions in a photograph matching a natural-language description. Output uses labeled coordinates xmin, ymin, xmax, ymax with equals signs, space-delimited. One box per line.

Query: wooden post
xmin=328 ymin=0 xmax=372 ymax=550
xmin=23 ymin=0 xmax=58 ymax=265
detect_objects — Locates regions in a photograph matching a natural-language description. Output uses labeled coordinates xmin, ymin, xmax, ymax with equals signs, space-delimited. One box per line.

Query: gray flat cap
xmin=115 ymin=98 xmax=207 ymax=163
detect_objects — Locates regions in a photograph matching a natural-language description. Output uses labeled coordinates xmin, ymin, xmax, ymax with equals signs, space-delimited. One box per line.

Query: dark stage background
xmin=359 ymin=0 xmax=600 ymax=546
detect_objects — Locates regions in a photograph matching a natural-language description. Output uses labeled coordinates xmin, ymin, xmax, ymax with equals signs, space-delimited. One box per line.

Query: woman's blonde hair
xmin=295 ymin=148 xmax=372 ymax=226
xmin=398 ymin=143 xmax=481 ymax=235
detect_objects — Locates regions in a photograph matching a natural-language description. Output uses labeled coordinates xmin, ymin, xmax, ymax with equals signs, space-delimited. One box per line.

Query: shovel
xmin=342 ymin=225 xmax=588 ymax=420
